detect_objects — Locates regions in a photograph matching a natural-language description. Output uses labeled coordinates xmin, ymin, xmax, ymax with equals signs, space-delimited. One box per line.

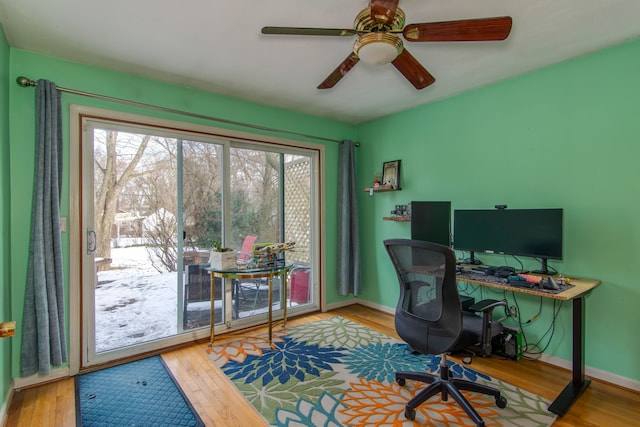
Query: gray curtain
xmin=337 ymin=140 xmax=361 ymax=296
xmin=20 ymin=80 xmax=67 ymax=376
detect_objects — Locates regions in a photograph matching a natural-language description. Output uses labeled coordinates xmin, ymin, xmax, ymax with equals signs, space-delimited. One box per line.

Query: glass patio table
xmin=207 ymin=264 xmax=293 ymax=345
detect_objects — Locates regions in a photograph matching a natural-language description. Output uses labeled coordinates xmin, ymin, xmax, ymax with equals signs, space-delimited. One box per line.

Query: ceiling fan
xmin=261 ymin=0 xmax=512 ymax=90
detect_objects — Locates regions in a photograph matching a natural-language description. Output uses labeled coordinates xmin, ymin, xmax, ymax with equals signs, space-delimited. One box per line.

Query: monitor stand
xmin=533 ymin=258 xmax=557 ymax=275
xmin=464 ymin=251 xmax=482 ymax=265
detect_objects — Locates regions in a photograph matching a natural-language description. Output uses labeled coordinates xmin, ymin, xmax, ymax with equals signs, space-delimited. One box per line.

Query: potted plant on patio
xmin=208 ymin=241 xmax=236 ymax=270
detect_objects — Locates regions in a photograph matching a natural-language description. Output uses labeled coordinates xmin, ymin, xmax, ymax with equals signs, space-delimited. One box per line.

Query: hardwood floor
xmin=5 ymin=305 xmax=640 ymax=426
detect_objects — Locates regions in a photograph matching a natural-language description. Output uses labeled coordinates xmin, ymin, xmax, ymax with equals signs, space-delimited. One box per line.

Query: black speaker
xmin=410 ymin=201 xmax=452 ymax=246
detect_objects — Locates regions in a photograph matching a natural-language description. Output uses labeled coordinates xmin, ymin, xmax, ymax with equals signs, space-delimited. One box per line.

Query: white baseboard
xmin=0 ymin=384 xmax=14 ymax=426
xmin=325 ymin=298 xmax=395 ymax=315
xmin=328 ymin=300 xmax=640 ymax=393
xmin=323 ymin=298 xmax=356 ymax=312
xmin=12 ymin=366 xmax=70 ymax=390
xmin=537 ymin=353 xmax=640 ymax=392
xmin=353 ymin=298 xmax=395 ymax=315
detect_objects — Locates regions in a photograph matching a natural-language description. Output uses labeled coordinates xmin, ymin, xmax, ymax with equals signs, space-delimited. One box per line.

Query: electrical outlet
xmin=509 ymin=306 xmax=518 ymax=318
xmin=59 ymin=217 xmax=67 ymax=233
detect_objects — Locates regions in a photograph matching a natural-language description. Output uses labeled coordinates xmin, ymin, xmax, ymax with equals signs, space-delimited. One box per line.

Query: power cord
xmin=509 ymin=291 xmax=529 ymax=352
xmin=500 ymin=289 xmax=566 ymax=360
xmin=505 ymin=292 xmax=543 ymax=353
xmin=524 ymin=298 xmax=543 ymax=324
xmin=457 ymin=281 xmax=485 ymax=300
xmin=524 ymin=300 xmax=564 ymax=357
xmin=510 ymin=255 xmax=527 ymax=273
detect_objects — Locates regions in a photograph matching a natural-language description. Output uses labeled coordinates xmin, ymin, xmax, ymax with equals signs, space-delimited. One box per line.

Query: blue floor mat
xmin=76 ymin=356 xmax=204 ymax=427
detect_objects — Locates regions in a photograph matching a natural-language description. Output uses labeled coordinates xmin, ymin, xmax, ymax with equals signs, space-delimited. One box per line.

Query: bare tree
xmin=93 ymin=132 xmax=285 ymax=267
xmin=94 ymin=131 xmax=151 ymax=259
xmin=229 ymin=148 xmax=281 ymax=243
xmin=138 ymin=148 xmax=178 ymax=272
xmin=182 ymin=141 xmax=223 ymax=249
xmin=143 ymin=207 xmax=178 ymax=273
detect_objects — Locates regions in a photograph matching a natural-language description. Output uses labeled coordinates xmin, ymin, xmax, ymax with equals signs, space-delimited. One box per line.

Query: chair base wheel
xmin=396 ymin=378 xmax=406 ymax=386
xmin=405 ymin=407 xmax=416 ymax=421
xmin=496 ymin=395 xmax=507 ymax=408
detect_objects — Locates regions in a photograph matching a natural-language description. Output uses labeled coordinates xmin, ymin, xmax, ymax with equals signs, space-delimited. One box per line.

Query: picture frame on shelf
xmin=382 ymin=160 xmax=401 ymax=189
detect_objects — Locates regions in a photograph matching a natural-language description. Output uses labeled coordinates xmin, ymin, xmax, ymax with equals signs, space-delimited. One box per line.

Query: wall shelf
xmin=364 ymin=185 xmax=400 ymax=193
xmin=383 ymin=216 xmax=411 ymax=222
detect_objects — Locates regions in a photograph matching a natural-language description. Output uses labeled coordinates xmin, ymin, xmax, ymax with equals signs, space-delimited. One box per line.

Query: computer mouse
xmin=542 ymin=277 xmax=560 ymax=290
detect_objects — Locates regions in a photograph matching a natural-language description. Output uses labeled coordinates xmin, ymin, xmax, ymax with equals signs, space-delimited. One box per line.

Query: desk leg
xmin=548 ymin=296 xmax=590 ymax=416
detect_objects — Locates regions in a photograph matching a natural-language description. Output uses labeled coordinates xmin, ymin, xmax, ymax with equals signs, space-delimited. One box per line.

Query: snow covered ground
xmin=95 ymin=246 xmax=178 ymax=352
xmin=94 ymin=246 xmax=288 ymax=353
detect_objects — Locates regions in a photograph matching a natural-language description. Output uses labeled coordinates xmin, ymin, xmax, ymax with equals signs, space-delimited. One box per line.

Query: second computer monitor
xmin=410 ymin=201 xmax=452 ymax=246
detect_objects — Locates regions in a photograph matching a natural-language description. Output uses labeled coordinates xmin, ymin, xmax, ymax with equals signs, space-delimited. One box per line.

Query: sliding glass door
xmin=78 ymin=111 xmax=320 ymax=367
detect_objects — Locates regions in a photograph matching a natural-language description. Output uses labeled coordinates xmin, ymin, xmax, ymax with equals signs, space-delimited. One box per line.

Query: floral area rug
xmin=207 ymin=316 xmax=556 ymax=426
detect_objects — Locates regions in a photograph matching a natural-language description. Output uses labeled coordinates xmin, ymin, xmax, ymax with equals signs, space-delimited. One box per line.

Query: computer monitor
xmin=453 ymin=208 xmax=563 ymax=273
xmin=410 ymin=201 xmax=451 ymax=246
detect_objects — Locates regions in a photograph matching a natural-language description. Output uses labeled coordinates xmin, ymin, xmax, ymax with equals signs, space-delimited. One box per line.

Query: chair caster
xmin=495 ymin=395 xmax=507 ymax=408
xmin=404 ymin=406 xmax=416 ymax=421
xmin=396 ymin=378 xmax=406 ymax=386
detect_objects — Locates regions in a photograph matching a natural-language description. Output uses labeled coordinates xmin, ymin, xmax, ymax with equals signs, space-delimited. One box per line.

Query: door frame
xmin=68 ymin=105 xmax=325 ymax=373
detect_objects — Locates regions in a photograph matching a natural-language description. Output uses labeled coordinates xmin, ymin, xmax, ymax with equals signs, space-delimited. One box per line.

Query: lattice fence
xmin=284 ymin=157 xmax=311 ymax=265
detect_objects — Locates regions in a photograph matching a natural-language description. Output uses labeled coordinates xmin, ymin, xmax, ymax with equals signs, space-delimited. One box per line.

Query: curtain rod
xmin=16 ymin=76 xmax=359 ymax=147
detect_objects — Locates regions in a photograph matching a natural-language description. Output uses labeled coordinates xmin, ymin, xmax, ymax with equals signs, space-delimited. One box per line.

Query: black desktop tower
xmin=492 ymin=327 xmax=523 ymax=360
xmin=410 ymin=201 xmax=452 ymax=246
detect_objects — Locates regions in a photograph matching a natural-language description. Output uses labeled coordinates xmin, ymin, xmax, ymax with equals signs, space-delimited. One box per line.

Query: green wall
xmin=1 ymin=21 xmax=11 ymax=411
xmin=4 ymin=31 xmax=639 ymax=393
xmin=356 ymin=38 xmax=640 ymax=382
xmin=8 ymin=49 xmax=356 ymax=378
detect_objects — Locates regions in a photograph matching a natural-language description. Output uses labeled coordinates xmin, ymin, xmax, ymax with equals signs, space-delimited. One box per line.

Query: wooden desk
xmin=208 ymin=264 xmax=292 ymax=346
xmin=457 ymin=271 xmax=601 ymax=416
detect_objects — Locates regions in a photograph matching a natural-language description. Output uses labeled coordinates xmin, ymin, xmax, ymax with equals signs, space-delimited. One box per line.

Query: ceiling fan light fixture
xmin=354 ymin=32 xmax=403 ymax=65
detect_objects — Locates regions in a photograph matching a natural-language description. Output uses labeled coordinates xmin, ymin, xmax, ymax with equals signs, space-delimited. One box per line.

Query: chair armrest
xmin=466 ymin=299 xmax=508 ymax=357
xmin=468 ymin=299 xmax=507 ymax=313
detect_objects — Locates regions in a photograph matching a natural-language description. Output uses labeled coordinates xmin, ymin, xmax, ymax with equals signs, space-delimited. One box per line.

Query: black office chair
xmin=384 ymin=239 xmax=507 ymax=427
xmin=456 ymin=298 xmax=507 ymax=358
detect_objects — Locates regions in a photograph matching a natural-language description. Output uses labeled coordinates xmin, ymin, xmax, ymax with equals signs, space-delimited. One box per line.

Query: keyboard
xmin=508 ymin=280 xmax=535 ymax=289
xmin=457 ymin=270 xmax=509 ymax=285
xmin=458 ymin=270 xmax=572 ymax=294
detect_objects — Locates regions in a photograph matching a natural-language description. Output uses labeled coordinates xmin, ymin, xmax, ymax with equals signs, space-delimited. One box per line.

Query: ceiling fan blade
xmin=261 ymin=26 xmax=358 ymax=37
xmin=370 ymin=0 xmax=399 ymax=25
xmin=318 ymin=53 xmax=360 ymax=89
xmin=403 ymin=16 xmax=512 ymax=42
xmin=391 ymin=49 xmax=435 ymax=90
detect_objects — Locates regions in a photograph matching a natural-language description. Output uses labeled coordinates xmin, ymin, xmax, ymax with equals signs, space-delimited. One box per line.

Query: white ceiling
xmin=1 ymin=0 xmax=640 ymax=124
